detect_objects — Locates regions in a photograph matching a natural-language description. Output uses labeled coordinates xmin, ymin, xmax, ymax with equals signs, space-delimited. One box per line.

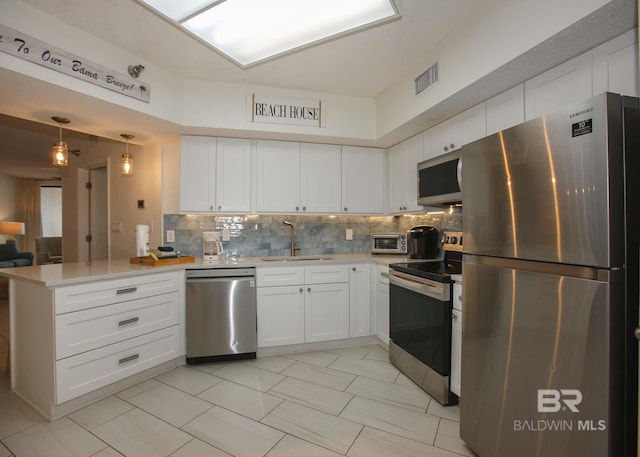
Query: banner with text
xmin=0 ymin=24 xmax=151 ymax=103
xmin=248 ymin=94 xmax=325 ymax=127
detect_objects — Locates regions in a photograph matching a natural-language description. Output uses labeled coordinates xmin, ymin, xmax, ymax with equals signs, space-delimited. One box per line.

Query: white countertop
xmin=0 ymin=253 xmax=413 ymax=287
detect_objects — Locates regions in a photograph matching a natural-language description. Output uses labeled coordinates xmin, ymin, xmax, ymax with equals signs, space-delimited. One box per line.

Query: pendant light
xmin=52 ymin=116 xmax=71 ymax=167
xmin=120 ymin=134 xmax=134 ymax=175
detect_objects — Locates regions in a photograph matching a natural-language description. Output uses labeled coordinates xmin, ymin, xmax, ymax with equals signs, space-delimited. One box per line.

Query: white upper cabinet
xmin=256 ymin=140 xmax=301 ymax=212
xmin=256 ymin=140 xmax=342 ymax=214
xmin=450 ymin=102 xmax=486 ymax=148
xmin=592 ymin=28 xmax=638 ymax=97
xmin=215 ymin=138 xmax=252 ymax=212
xmin=300 ymin=143 xmax=342 ymax=213
xmin=180 ymin=136 xmax=251 ymax=213
xmin=179 ymin=136 xmax=216 ymax=212
xmin=389 ymin=134 xmax=424 ymax=213
xmin=485 ymin=84 xmax=525 ymax=135
xmin=524 ymin=52 xmax=592 ymax=120
xmin=341 ymin=146 xmax=385 ymax=214
xmin=424 ymin=103 xmax=486 ymax=160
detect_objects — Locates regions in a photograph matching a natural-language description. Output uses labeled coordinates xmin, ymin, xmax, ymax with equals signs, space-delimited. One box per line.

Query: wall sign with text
xmin=0 ymin=24 xmax=151 ymax=103
xmin=248 ymin=94 xmax=325 ymax=127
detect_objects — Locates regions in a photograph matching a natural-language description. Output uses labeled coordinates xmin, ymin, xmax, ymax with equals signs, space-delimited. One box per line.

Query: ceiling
xmin=0 ymin=0 xmax=636 ymax=180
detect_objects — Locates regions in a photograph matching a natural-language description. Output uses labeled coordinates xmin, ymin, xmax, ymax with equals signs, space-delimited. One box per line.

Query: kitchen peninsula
xmin=1 ymin=254 xmax=396 ymax=420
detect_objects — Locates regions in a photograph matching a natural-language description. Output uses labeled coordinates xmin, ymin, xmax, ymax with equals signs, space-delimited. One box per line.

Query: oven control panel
xmin=442 ymin=231 xmax=463 ymax=252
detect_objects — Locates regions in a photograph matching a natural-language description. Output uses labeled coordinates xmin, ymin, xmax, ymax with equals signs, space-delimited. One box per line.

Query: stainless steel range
xmin=388 ymin=231 xmax=462 ymax=405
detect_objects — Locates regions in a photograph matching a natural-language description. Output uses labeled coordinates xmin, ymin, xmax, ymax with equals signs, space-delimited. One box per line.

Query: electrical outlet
xmin=222 ymin=228 xmax=231 ymax=241
xmin=111 ymin=221 xmax=122 ymax=233
xmin=166 ymin=230 xmax=175 ymax=242
xmin=346 ymin=229 xmax=353 ymax=240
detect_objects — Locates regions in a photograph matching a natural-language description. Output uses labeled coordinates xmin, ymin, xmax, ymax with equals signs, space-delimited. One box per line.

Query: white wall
xmin=61 ymin=139 xmax=163 ymax=261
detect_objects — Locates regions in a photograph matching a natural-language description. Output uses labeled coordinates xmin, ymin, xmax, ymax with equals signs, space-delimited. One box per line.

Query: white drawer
xmin=55 ymin=291 xmax=180 ymax=359
xmin=56 ymin=325 xmax=180 ymax=404
xmin=304 ymin=265 xmax=349 ymax=284
xmin=256 ymin=267 xmax=305 ymax=287
xmin=55 ymin=272 xmax=181 ymax=314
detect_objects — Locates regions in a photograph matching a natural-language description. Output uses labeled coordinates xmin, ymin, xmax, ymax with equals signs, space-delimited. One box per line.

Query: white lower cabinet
xmin=257 ymin=264 xmax=371 ymax=347
xmin=12 ymin=271 xmax=184 ymax=418
xmin=304 ymin=282 xmax=349 ymax=342
xmin=56 ymin=326 xmax=180 ymax=403
xmin=376 ymin=265 xmax=390 ymax=344
xmin=257 ymin=285 xmax=306 ymax=347
xmin=349 ymin=264 xmax=371 ymax=338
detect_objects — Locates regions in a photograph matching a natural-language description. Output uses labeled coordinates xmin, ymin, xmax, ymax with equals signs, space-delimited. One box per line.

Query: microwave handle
xmin=457 ymin=158 xmax=463 ymax=191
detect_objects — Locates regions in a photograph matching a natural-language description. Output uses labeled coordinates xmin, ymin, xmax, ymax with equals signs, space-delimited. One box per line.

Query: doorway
xmin=78 ymin=165 xmax=109 ymax=261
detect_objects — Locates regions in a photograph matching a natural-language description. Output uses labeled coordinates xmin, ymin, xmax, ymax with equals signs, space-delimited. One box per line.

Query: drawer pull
xmin=118 ymin=317 xmax=139 ymax=327
xmin=116 ymin=287 xmax=138 ymax=295
xmin=118 ymin=354 xmax=140 ymax=364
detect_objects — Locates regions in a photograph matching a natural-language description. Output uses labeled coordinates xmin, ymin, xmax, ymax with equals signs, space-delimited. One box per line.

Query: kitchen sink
xmin=260 ymin=255 xmax=334 ymax=262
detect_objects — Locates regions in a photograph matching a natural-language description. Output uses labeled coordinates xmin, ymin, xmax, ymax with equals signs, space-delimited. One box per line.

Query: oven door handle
xmin=390 ymin=272 xmax=446 ymax=300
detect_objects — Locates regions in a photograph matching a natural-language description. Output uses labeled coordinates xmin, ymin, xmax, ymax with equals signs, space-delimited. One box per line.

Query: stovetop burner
xmin=390 ymin=256 xmax=461 ymax=283
xmin=391 ymin=230 xmax=463 ymax=282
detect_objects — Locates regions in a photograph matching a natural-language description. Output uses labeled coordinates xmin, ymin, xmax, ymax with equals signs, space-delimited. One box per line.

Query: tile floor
xmin=0 ymin=297 xmax=476 ymax=457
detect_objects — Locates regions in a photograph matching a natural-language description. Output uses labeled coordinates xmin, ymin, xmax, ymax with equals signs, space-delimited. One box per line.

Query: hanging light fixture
xmin=120 ymin=134 xmax=134 ymax=175
xmin=51 ymin=116 xmax=71 ymax=167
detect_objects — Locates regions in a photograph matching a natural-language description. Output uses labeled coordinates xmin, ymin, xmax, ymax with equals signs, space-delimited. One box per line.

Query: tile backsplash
xmin=163 ymin=210 xmax=462 ymax=258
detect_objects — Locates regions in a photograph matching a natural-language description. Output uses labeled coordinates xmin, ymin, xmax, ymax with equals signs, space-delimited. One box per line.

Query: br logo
xmin=537 ymin=389 xmax=582 ymax=413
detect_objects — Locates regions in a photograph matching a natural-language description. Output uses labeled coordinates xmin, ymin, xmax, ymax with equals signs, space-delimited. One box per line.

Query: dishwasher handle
xmin=186 ymin=268 xmax=255 ymax=279
xmin=187 ymin=276 xmax=255 ymax=287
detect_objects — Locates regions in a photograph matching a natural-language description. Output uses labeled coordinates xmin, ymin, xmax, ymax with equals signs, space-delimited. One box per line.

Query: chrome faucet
xmin=282 ymin=220 xmax=300 ymax=256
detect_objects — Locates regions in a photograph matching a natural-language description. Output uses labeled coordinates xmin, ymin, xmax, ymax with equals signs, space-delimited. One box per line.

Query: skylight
xmin=138 ymin=0 xmax=399 ymax=67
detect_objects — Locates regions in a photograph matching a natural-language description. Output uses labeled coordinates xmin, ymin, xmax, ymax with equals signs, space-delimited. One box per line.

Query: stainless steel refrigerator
xmin=460 ymin=92 xmax=639 ymax=457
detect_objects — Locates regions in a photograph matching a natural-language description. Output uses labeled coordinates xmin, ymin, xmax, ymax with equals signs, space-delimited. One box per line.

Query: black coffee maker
xmin=407 ymin=226 xmax=439 ymax=259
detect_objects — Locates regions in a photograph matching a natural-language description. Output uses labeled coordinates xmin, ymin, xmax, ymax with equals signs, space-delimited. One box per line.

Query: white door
xmin=349 ymin=264 xmax=371 ymax=338
xmin=300 ymin=143 xmax=341 ymax=213
xmin=304 ymin=282 xmax=349 ymax=343
xmin=524 ymin=52 xmax=592 ymax=120
xmin=388 ymin=142 xmax=407 ymax=213
xmin=376 ymin=280 xmax=389 ymax=344
xmin=341 ymin=146 xmax=384 ymax=214
xmin=257 ymin=285 xmax=305 ymax=347
xmin=215 ymin=138 xmax=251 ymax=212
xmin=404 ymin=134 xmax=425 ymax=212
xmin=485 ymin=84 xmax=525 ymax=135
xmin=179 ymin=136 xmax=216 ymax=212
xmin=256 ymin=140 xmax=301 ymax=212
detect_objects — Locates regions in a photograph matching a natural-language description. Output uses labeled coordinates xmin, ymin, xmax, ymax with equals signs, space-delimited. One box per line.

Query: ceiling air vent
xmin=415 ymin=61 xmax=439 ymax=95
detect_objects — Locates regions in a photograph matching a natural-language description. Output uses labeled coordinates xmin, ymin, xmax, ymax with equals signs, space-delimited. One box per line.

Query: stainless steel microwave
xmin=371 ymin=233 xmax=408 ymax=254
xmin=417 ymin=150 xmax=462 ymax=206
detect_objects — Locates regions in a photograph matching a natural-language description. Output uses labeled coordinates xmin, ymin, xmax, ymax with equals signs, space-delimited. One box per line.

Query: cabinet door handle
xmin=451 ymin=313 xmax=458 ymax=320
xmin=307 ymin=287 xmax=311 ymax=292
xmin=303 ymin=206 xmax=307 ymax=211
xmin=443 ymin=146 xmax=448 ymax=151
xmin=352 ymin=267 xmax=356 ymax=272
xmin=458 ymin=295 xmax=463 ymax=301
xmin=218 ymin=205 xmax=222 ymax=210
xmin=116 ymin=287 xmax=137 ymax=295
xmin=296 ymin=206 xmax=300 ymax=211
xmin=381 ymin=272 xmax=389 ymax=278
xmin=118 ymin=317 xmax=139 ymax=327
xmin=299 ymin=288 xmax=303 ymax=293
xmin=450 ymin=143 xmax=455 ymax=149
xmin=118 ymin=354 xmax=139 ymax=364
xmin=344 ymin=207 xmax=348 ymax=212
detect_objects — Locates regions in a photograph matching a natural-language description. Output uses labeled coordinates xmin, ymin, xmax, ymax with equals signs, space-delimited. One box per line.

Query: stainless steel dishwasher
xmin=185 ymin=268 xmax=257 ymax=363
